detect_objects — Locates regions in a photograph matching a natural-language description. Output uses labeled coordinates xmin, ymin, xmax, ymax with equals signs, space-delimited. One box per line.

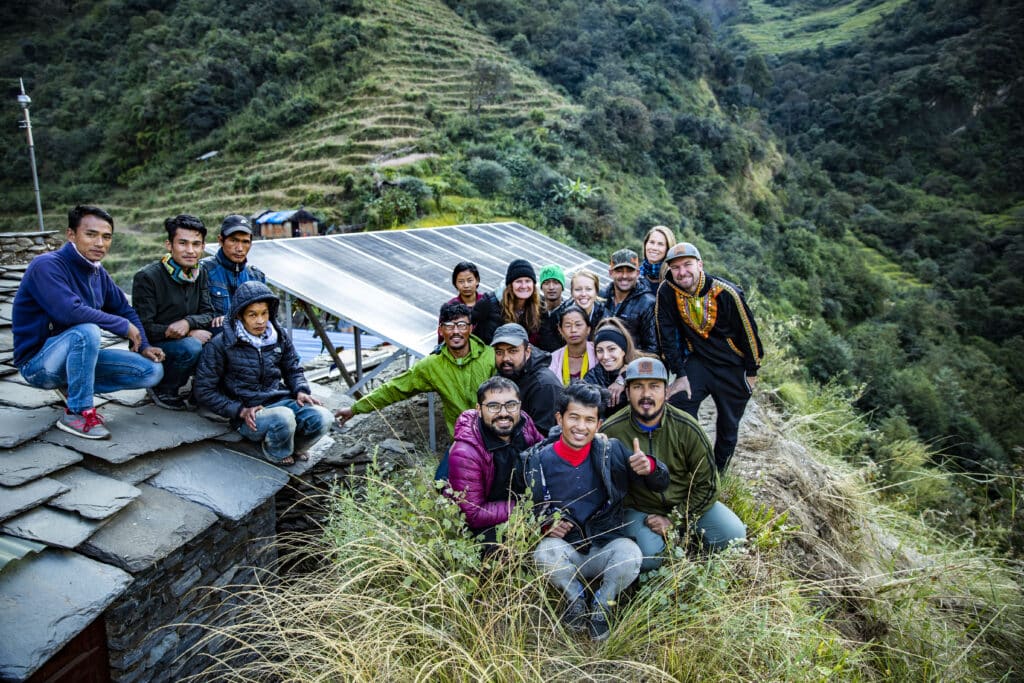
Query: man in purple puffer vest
xmin=447 ymin=376 xmax=544 ymax=546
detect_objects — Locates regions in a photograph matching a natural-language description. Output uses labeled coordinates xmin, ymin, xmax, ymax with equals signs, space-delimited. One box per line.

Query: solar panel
xmin=237 ymin=222 xmax=611 ymax=358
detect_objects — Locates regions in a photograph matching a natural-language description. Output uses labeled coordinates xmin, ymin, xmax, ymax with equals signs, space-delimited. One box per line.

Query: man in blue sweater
xmin=200 ymin=214 xmax=266 ymax=330
xmin=12 ymin=205 xmax=165 ymax=439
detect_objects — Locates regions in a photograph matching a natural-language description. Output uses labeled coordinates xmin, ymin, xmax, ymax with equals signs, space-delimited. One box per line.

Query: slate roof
xmin=0 ymin=263 xmax=333 ymax=680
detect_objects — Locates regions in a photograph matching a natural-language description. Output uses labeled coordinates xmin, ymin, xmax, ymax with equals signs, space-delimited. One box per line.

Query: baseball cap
xmin=623 ymin=357 xmax=669 ymax=383
xmin=665 ymin=242 xmax=701 ymax=263
xmin=491 ymin=323 xmax=529 ymax=347
xmin=220 ymin=214 xmax=253 ymax=237
xmin=609 ymin=248 xmax=639 ymax=270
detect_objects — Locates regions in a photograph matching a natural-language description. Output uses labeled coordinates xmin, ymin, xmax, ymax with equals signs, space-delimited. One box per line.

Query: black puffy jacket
xmin=600 ymin=279 xmax=658 ymax=353
xmin=508 ymin=348 xmax=564 ymax=437
xmin=194 ymin=281 xmax=310 ymax=424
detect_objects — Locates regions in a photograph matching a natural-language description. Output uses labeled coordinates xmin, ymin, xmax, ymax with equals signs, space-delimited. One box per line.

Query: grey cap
xmin=623 ymin=357 xmax=669 ymax=383
xmin=491 ymin=323 xmax=529 ymax=347
xmin=220 ymin=214 xmax=253 ymax=237
xmin=665 ymin=242 xmax=701 ymax=263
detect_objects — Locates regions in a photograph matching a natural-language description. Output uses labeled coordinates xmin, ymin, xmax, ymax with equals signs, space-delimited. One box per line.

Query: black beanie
xmin=505 ymin=259 xmax=536 ymax=285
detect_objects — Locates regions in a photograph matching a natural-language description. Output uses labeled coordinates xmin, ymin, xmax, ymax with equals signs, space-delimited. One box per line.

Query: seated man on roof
xmin=335 ymin=301 xmax=495 ymax=438
xmin=194 ymin=281 xmax=333 ymax=466
xmin=200 ymin=214 xmax=266 ymax=330
xmin=132 ymin=214 xmax=216 ymax=410
xmin=12 ymin=205 xmax=165 ymax=439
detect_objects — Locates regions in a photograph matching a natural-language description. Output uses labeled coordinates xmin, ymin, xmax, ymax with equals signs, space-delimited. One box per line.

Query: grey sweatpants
xmin=534 ymin=537 xmax=642 ymax=604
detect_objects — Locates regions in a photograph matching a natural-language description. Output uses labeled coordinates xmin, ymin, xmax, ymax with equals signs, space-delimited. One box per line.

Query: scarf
xmin=672 ymin=271 xmax=719 ymax=339
xmin=560 ymin=346 xmax=590 ymax=384
xmin=161 ymin=254 xmax=201 ymax=284
xmin=640 ymin=258 xmax=662 ymax=283
xmin=234 ymin=319 xmax=279 ymax=348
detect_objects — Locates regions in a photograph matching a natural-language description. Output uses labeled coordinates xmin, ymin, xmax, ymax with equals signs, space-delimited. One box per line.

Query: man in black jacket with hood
xmin=491 ymin=323 xmax=563 ymax=437
xmin=194 ymin=281 xmax=333 ymax=466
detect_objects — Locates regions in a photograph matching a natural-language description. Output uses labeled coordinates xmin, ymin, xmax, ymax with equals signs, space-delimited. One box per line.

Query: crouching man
xmin=519 ymin=382 xmax=669 ymax=641
xmin=194 ymin=281 xmax=333 ymax=466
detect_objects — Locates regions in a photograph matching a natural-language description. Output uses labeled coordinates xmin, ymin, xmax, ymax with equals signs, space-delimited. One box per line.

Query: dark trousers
xmin=668 ymin=357 xmax=751 ymax=473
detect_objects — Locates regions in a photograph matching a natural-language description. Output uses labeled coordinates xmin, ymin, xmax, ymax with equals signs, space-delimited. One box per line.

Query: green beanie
xmin=538 ymin=264 xmax=567 ymax=290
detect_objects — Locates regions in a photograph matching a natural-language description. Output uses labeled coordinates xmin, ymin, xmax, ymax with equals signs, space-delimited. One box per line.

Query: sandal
xmin=294 ymin=451 xmax=310 ymax=462
xmin=277 ymin=455 xmax=295 ymax=466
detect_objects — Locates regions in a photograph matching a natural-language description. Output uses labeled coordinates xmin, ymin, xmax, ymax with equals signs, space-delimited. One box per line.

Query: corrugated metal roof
xmin=0 ymin=534 xmax=45 ymax=572
xmin=255 ymin=210 xmax=297 ymax=224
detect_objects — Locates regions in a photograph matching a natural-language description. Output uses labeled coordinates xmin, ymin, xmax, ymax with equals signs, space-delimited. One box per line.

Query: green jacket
xmin=351 ymin=336 xmax=495 ymax=435
xmin=600 ymin=403 xmax=718 ymax=523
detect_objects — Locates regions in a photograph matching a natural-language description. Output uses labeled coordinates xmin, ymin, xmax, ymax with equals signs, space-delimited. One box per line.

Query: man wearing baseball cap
xmin=490 ymin=322 xmax=563 ymax=436
xmin=600 ymin=248 xmax=658 ymax=353
xmin=601 ymin=357 xmax=745 ymax=571
xmin=655 ymin=242 xmax=763 ymax=473
xmin=200 ymin=214 xmax=266 ymax=329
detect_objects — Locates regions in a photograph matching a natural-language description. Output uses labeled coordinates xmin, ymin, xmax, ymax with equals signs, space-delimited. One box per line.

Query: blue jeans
xmin=237 ymin=399 xmax=334 ymax=462
xmin=19 ymin=323 xmax=164 ymax=413
xmin=624 ymin=502 xmax=747 ymax=571
xmin=152 ymin=336 xmax=204 ymax=394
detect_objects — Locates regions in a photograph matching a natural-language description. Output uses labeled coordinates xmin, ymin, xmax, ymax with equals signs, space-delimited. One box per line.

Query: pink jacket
xmin=447 ymin=409 xmax=544 ymax=530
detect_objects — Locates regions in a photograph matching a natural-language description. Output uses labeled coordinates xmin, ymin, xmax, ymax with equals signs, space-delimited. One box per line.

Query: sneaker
xmin=147 ymin=388 xmax=186 ymax=411
xmin=561 ymin=596 xmax=588 ymax=633
xmin=57 ymin=408 xmax=111 ymax=440
xmin=588 ymin=604 xmax=610 ymax=642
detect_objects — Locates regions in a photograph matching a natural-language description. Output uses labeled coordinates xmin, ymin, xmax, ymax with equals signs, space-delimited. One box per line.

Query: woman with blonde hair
xmin=582 ymin=317 xmax=638 ymax=415
xmin=547 ymin=305 xmax=596 ymax=386
xmin=568 ymin=269 xmax=606 ymax=336
xmin=640 ymin=225 xmax=677 ymax=289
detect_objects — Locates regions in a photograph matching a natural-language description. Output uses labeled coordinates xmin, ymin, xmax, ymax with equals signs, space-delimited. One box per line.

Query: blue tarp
xmin=255 ymin=210 xmax=297 ymax=224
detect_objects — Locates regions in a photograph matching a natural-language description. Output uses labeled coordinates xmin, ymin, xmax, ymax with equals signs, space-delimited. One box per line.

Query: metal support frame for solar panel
xmin=240 ymin=222 xmax=611 ymax=452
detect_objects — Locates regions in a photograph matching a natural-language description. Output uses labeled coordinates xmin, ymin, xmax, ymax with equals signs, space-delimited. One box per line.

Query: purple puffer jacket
xmin=448 ymin=409 xmax=543 ymax=530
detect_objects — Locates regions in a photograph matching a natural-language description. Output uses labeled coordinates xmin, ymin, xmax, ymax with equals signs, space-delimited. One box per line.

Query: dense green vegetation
xmin=0 ymin=0 xmax=1020 ymax=556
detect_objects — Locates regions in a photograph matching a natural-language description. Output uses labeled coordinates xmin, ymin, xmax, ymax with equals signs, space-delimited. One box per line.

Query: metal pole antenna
xmin=17 ymin=78 xmax=44 ymax=231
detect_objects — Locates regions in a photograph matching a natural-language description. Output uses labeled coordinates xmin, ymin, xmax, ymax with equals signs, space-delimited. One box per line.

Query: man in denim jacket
xmin=200 ymin=214 xmax=266 ymax=330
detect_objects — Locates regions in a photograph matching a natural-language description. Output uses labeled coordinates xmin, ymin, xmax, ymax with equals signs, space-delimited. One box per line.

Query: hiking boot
xmin=588 ymin=604 xmax=610 ymax=642
xmin=561 ymin=596 xmax=588 ymax=633
xmin=57 ymin=407 xmax=111 ymax=440
xmin=147 ymin=388 xmax=186 ymax=411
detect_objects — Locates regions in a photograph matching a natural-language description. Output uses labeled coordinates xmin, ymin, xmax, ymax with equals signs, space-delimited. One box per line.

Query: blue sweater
xmin=12 ymin=241 xmax=150 ymax=367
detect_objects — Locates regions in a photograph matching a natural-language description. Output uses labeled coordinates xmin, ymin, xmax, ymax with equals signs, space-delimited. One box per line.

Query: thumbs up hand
xmin=628 ymin=438 xmax=652 ymax=475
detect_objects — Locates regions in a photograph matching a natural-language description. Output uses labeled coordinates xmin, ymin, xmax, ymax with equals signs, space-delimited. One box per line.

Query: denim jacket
xmin=200 ymin=249 xmax=266 ymax=319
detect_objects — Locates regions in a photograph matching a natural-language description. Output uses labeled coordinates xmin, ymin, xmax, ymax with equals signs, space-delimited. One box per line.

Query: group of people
xmin=336 ymin=224 xmax=763 ymax=640
xmin=12 ymin=205 xmax=332 ymax=465
xmin=14 ymin=206 xmax=763 ymax=641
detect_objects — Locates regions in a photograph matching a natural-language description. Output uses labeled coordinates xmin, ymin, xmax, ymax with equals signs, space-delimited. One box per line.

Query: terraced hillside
xmin=13 ymin=0 xmax=577 ymax=266
xmin=732 ymin=0 xmax=909 ymax=54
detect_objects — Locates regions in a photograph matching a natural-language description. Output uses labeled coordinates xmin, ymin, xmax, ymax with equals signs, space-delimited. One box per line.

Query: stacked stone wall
xmin=0 ymin=231 xmax=59 ymax=265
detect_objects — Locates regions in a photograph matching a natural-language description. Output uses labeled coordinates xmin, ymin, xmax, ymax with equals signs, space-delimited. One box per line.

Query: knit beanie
xmin=505 ymin=259 xmax=537 ymax=285
xmin=538 ymin=264 xmax=567 ymax=290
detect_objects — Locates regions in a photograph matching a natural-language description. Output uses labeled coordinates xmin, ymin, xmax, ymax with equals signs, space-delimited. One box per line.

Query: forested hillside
xmin=1 ymin=0 xmax=1021 ymax=555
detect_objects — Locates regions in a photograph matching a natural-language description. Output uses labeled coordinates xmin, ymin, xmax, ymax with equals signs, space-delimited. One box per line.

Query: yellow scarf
xmin=560 ymin=347 xmax=589 ymax=385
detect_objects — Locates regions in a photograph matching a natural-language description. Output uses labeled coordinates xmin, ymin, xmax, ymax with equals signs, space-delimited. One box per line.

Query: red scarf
xmin=554 ymin=438 xmax=590 ymax=467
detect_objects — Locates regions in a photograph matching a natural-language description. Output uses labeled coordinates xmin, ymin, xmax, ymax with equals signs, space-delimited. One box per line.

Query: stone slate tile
xmin=82 ymin=454 xmax=164 ymax=485
xmin=0 ymin=441 xmax=83 ymax=487
xmin=0 ymin=405 xmax=63 ymax=448
xmin=0 ymin=379 xmax=60 ymax=409
xmin=0 ymin=302 xmax=12 ymax=321
xmin=80 ymin=483 xmax=218 ymax=574
xmin=39 ymin=404 xmax=232 ymax=464
xmin=288 ymin=435 xmax=335 ymax=477
xmin=0 ymin=478 xmax=70 ymax=522
xmin=98 ymin=388 xmax=149 ymax=407
xmin=48 ymin=467 xmax=141 ymax=520
xmin=2 ymin=506 xmax=104 ymax=549
xmin=0 ymin=363 xmax=19 ymax=377
xmin=148 ymin=442 xmax=288 ymax=521
xmin=0 ymin=548 xmax=132 ymax=681
xmin=0 ymin=329 xmax=12 ymax=353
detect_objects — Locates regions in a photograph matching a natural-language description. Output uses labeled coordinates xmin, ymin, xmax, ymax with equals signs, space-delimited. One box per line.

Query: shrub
xmin=466 ymin=158 xmax=510 ymax=197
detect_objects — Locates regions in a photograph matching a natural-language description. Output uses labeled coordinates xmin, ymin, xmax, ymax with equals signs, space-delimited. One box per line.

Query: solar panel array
xmin=242 ymin=222 xmax=611 ymax=357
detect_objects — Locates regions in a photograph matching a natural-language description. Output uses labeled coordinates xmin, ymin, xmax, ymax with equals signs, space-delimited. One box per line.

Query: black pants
xmin=668 ymin=357 xmax=751 ymax=473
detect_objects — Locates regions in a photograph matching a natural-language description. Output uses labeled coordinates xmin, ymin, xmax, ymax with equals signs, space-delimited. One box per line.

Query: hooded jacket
xmin=13 ymin=241 xmax=151 ymax=367
xmin=601 ymin=403 xmax=718 ymax=523
xmin=447 ymin=409 xmax=544 ymax=530
xmin=518 ymin=432 xmax=669 ymax=549
xmin=504 ymin=348 xmax=563 ymax=437
xmin=350 ymin=335 xmax=495 ymax=436
xmin=600 ymin=278 xmax=658 ymax=353
xmin=200 ymin=248 xmax=266 ymax=319
xmin=655 ymin=270 xmax=763 ymax=378
xmin=194 ymin=281 xmax=309 ymax=423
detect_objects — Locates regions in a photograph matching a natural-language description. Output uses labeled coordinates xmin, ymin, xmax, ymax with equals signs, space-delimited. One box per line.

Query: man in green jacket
xmin=601 ymin=357 xmax=745 ymax=570
xmin=335 ymin=302 xmax=494 ymax=437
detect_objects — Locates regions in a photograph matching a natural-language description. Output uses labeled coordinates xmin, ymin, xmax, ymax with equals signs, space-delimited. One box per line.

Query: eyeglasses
xmin=482 ymin=400 xmax=521 ymax=414
xmin=441 ymin=321 xmax=471 ymax=331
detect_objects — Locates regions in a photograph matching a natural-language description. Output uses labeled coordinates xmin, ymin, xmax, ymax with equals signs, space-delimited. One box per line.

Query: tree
xmin=468 ymin=59 xmax=512 ymax=113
